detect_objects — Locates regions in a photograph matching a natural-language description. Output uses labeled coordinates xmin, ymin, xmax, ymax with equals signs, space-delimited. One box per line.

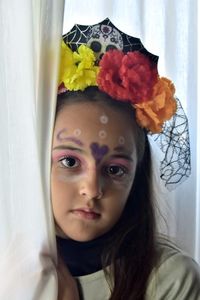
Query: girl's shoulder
xmin=76 ymin=238 xmax=200 ymax=300
xmin=146 ymin=237 xmax=200 ymax=299
xmin=76 ymin=270 xmax=110 ymax=300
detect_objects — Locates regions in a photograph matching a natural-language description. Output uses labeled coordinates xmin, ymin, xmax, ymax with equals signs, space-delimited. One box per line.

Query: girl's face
xmin=51 ymin=100 xmax=137 ymax=241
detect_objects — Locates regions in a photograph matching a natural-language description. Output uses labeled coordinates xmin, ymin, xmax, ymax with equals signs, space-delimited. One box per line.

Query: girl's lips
xmin=71 ymin=208 xmax=101 ymax=220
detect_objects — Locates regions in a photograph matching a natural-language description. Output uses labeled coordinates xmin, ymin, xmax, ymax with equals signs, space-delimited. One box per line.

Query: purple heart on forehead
xmin=90 ymin=143 xmax=109 ymax=164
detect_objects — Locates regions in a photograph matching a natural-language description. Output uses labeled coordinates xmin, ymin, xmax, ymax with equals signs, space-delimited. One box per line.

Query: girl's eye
xmin=105 ymin=165 xmax=126 ymax=177
xmin=59 ymin=156 xmax=80 ymax=169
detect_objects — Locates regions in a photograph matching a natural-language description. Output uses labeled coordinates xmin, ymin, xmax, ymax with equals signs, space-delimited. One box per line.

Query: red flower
xmin=97 ymin=50 xmax=124 ymax=99
xmin=97 ymin=50 xmax=158 ymax=104
xmin=120 ymin=52 xmax=158 ymax=102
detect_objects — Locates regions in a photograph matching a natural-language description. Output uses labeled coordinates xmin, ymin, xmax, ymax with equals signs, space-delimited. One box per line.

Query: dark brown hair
xmin=56 ymin=87 xmax=157 ymax=300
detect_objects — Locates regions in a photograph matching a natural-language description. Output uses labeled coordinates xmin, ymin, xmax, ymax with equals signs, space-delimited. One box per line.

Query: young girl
xmin=51 ymin=20 xmax=200 ymax=300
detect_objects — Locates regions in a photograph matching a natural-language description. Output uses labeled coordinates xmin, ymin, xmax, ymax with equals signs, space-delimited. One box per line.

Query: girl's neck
xmin=56 ymin=226 xmax=117 ymax=276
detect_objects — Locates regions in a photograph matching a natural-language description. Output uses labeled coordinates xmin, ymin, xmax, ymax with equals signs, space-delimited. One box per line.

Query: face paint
xmin=90 ymin=142 xmax=109 ymax=165
xmin=73 ymin=128 xmax=82 ymax=137
xmin=56 ymin=128 xmax=83 ymax=146
xmin=105 ymin=154 xmax=135 ymax=186
xmin=98 ymin=130 xmax=107 ymax=139
xmin=118 ymin=136 xmax=125 ymax=145
xmin=63 ymin=137 xmax=83 ymax=146
xmin=100 ymin=114 xmax=109 ymax=124
xmin=57 ymin=128 xmax=68 ymax=141
xmin=52 ymin=150 xmax=88 ymax=183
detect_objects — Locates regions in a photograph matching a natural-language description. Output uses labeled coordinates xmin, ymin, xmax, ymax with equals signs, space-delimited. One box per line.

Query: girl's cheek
xmin=105 ymin=159 xmax=136 ymax=189
xmin=51 ymin=164 xmax=88 ymax=183
xmin=106 ymin=167 xmax=135 ymax=189
xmin=56 ymin=172 xmax=87 ymax=183
xmin=111 ymin=175 xmax=134 ymax=189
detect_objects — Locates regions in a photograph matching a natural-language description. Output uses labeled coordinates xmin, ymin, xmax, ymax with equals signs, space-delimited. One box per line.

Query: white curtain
xmin=0 ymin=1 xmax=64 ymax=299
xmin=0 ymin=1 xmax=199 ymax=298
xmin=63 ymin=0 xmax=199 ymax=263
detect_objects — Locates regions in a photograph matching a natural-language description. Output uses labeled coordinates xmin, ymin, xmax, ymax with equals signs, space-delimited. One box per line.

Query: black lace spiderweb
xmin=152 ymin=98 xmax=191 ymax=190
xmin=63 ymin=18 xmax=158 ymax=63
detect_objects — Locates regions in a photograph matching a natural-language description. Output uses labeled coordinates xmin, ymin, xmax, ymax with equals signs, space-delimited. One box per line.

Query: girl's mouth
xmin=71 ymin=208 xmax=101 ymax=220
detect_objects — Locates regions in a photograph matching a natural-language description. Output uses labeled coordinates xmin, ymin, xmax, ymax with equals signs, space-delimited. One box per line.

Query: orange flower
xmin=134 ymin=77 xmax=177 ymax=133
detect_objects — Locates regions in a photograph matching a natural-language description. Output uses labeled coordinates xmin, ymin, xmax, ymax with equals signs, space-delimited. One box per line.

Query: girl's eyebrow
xmin=110 ymin=153 xmax=133 ymax=162
xmin=57 ymin=136 xmax=84 ymax=147
xmin=52 ymin=145 xmax=84 ymax=153
xmin=113 ymin=146 xmax=134 ymax=161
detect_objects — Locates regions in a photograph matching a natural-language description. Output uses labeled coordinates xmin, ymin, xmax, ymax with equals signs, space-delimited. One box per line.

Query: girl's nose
xmin=79 ymin=171 xmax=103 ymax=200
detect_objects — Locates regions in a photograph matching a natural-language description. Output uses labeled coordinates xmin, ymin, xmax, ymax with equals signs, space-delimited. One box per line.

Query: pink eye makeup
xmin=52 ymin=150 xmax=86 ymax=169
xmin=103 ymin=157 xmax=134 ymax=179
xmin=51 ymin=149 xmax=89 ymax=183
xmin=109 ymin=156 xmax=134 ymax=168
xmin=104 ymin=165 xmax=127 ymax=177
xmin=59 ymin=156 xmax=80 ymax=169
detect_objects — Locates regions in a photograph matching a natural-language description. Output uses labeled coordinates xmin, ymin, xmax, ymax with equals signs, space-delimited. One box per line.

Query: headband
xmin=58 ymin=18 xmax=191 ymax=190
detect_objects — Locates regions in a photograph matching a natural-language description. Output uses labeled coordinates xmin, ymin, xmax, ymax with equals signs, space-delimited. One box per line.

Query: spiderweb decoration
xmin=152 ymin=98 xmax=191 ymax=190
xmin=63 ymin=18 xmax=158 ymax=64
xmin=63 ymin=18 xmax=191 ymax=190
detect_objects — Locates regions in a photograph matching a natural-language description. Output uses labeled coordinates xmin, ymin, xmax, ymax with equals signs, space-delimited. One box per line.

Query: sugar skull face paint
xmin=73 ymin=128 xmax=82 ymax=137
xmin=51 ymin=100 xmax=138 ymax=242
xmin=118 ymin=136 xmax=125 ymax=145
xmin=57 ymin=128 xmax=83 ymax=146
xmin=90 ymin=142 xmax=109 ymax=164
xmin=98 ymin=130 xmax=107 ymax=139
xmin=100 ymin=114 xmax=109 ymax=124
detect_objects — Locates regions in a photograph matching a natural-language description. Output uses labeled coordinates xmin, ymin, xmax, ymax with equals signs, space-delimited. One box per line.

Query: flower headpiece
xmin=59 ymin=20 xmax=176 ymax=134
xmin=58 ymin=19 xmax=191 ymax=189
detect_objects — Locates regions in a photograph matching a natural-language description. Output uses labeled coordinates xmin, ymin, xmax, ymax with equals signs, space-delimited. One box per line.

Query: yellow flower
xmin=59 ymin=41 xmax=74 ymax=85
xmin=134 ymin=77 xmax=177 ymax=133
xmin=73 ymin=45 xmax=96 ymax=70
xmin=59 ymin=43 xmax=99 ymax=91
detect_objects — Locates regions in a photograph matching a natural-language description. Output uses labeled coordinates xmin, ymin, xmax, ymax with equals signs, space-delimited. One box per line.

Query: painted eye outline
xmin=103 ymin=164 xmax=128 ymax=179
xmin=58 ymin=155 xmax=81 ymax=169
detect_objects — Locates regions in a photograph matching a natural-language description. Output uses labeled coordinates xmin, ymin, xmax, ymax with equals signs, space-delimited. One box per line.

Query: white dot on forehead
xmin=100 ymin=114 xmax=109 ymax=124
xmin=99 ymin=130 xmax=107 ymax=139
xmin=118 ymin=136 xmax=125 ymax=145
xmin=73 ymin=129 xmax=81 ymax=136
